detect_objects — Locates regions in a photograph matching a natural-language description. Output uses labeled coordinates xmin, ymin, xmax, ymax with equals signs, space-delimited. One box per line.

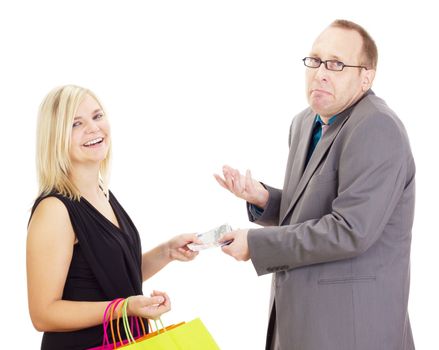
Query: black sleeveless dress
xmin=30 ymin=191 xmax=145 ymax=350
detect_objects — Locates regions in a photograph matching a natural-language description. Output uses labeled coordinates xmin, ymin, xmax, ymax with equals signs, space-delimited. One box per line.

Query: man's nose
xmin=314 ymin=62 xmax=329 ymax=81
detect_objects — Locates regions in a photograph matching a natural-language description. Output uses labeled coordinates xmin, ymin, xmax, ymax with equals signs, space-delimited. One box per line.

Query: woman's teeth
xmin=84 ymin=138 xmax=103 ymax=146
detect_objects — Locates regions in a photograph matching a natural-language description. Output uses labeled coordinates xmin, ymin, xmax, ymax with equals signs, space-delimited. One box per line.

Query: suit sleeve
xmin=246 ymin=185 xmax=282 ymax=226
xmin=248 ymin=113 xmax=410 ymax=276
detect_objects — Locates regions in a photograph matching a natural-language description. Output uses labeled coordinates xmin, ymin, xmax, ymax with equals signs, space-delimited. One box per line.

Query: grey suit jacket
xmin=247 ymin=91 xmax=415 ymax=350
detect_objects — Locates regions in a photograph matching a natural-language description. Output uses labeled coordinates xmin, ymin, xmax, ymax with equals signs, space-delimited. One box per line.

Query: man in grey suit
xmin=215 ymin=20 xmax=415 ymax=349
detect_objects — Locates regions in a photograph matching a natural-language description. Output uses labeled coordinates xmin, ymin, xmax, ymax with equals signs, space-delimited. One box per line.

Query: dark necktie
xmin=306 ymin=119 xmax=324 ymax=165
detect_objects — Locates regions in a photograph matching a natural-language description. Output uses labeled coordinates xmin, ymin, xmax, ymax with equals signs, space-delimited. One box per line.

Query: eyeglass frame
xmin=302 ymin=57 xmax=369 ymax=71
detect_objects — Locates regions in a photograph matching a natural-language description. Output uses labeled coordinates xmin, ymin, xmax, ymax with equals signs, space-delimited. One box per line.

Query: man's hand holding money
xmin=219 ymin=229 xmax=250 ymax=261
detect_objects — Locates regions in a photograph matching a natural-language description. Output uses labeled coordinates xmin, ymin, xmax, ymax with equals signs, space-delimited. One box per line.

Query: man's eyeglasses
xmin=302 ymin=57 xmax=368 ymax=71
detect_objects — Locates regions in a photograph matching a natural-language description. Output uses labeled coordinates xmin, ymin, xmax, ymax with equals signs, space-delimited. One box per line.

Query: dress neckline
xmin=80 ymin=194 xmax=125 ymax=234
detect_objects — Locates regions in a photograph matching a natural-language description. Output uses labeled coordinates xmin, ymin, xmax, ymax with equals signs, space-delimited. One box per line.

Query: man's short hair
xmin=330 ymin=19 xmax=378 ymax=70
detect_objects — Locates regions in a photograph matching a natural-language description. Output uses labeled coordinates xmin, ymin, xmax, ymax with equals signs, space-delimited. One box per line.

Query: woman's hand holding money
xmin=141 ymin=234 xmax=201 ymax=281
xmin=165 ymin=233 xmax=202 ymax=262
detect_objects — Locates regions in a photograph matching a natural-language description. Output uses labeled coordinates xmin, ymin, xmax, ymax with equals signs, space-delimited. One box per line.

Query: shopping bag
xmin=121 ymin=319 xmax=220 ymax=350
xmin=120 ymin=300 xmax=220 ymax=349
xmin=165 ymin=318 xmax=220 ymax=350
xmin=91 ymin=298 xmax=221 ymax=349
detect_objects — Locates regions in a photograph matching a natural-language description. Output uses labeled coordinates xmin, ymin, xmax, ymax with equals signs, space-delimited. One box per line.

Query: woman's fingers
xmin=128 ymin=293 xmax=171 ymax=319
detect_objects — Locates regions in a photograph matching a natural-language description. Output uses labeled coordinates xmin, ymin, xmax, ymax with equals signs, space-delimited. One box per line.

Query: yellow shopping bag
xmin=165 ymin=318 xmax=220 ymax=350
xmin=120 ymin=300 xmax=220 ymax=349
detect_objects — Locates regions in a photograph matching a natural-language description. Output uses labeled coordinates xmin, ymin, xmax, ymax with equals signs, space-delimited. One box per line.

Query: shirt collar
xmin=315 ymin=114 xmax=337 ymax=126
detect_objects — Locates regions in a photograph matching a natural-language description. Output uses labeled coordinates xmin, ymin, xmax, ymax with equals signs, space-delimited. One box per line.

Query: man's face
xmin=305 ymin=27 xmax=374 ymax=119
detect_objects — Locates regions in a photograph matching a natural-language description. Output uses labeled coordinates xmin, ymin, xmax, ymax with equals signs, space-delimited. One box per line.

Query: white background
xmin=1 ymin=0 xmax=437 ymax=348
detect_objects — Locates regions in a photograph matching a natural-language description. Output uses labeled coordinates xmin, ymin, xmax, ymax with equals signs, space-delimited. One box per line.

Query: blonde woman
xmin=27 ymin=85 xmax=200 ymax=349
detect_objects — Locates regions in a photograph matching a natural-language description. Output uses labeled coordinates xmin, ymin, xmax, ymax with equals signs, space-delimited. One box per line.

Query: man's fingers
xmin=234 ymin=174 xmax=242 ymax=193
xmin=221 ymin=245 xmax=230 ymax=254
xmin=214 ymin=174 xmax=229 ymax=190
xmin=245 ymin=169 xmax=254 ymax=193
xmin=232 ymin=168 xmax=243 ymax=194
xmin=216 ymin=166 xmax=252 ymax=199
xmin=240 ymin=172 xmax=246 ymax=192
xmin=224 ymin=171 xmax=235 ymax=191
xmin=222 ymin=165 xmax=234 ymax=174
xmin=221 ymin=243 xmax=233 ymax=256
xmin=221 ymin=243 xmax=241 ymax=261
xmin=219 ymin=232 xmax=234 ymax=244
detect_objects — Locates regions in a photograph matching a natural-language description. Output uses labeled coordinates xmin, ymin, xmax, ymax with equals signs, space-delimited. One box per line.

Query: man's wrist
xmin=255 ymin=189 xmax=269 ymax=209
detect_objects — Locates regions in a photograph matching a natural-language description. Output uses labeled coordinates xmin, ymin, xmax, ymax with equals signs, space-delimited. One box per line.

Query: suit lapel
xmin=280 ymin=111 xmax=315 ymax=217
xmin=279 ymin=106 xmax=353 ymax=225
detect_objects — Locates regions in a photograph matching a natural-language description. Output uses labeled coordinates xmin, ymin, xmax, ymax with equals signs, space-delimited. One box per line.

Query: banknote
xmin=187 ymin=223 xmax=233 ymax=251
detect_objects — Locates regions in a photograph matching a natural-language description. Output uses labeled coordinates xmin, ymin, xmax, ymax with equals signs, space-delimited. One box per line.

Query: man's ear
xmin=361 ymin=69 xmax=376 ymax=91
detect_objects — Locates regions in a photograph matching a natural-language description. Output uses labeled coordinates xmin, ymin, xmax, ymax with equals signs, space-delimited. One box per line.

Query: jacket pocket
xmin=318 ymin=275 xmax=376 ymax=285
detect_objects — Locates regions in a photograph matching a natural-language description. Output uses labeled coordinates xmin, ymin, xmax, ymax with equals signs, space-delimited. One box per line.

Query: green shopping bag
xmin=120 ymin=299 xmax=220 ymax=349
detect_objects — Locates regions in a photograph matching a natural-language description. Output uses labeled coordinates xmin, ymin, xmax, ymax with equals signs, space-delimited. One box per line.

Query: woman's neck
xmin=69 ymin=163 xmax=103 ymax=200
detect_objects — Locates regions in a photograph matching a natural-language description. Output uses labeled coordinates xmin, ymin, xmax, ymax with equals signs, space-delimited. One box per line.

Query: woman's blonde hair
xmin=36 ymin=85 xmax=111 ymax=201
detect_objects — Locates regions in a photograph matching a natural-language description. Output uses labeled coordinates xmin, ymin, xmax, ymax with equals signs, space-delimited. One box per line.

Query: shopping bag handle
xmin=121 ymin=298 xmax=164 ymax=344
xmin=109 ymin=298 xmax=125 ymax=348
xmin=121 ymin=299 xmax=136 ymax=343
xmin=102 ymin=298 xmax=124 ymax=347
xmin=100 ymin=298 xmax=149 ymax=348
